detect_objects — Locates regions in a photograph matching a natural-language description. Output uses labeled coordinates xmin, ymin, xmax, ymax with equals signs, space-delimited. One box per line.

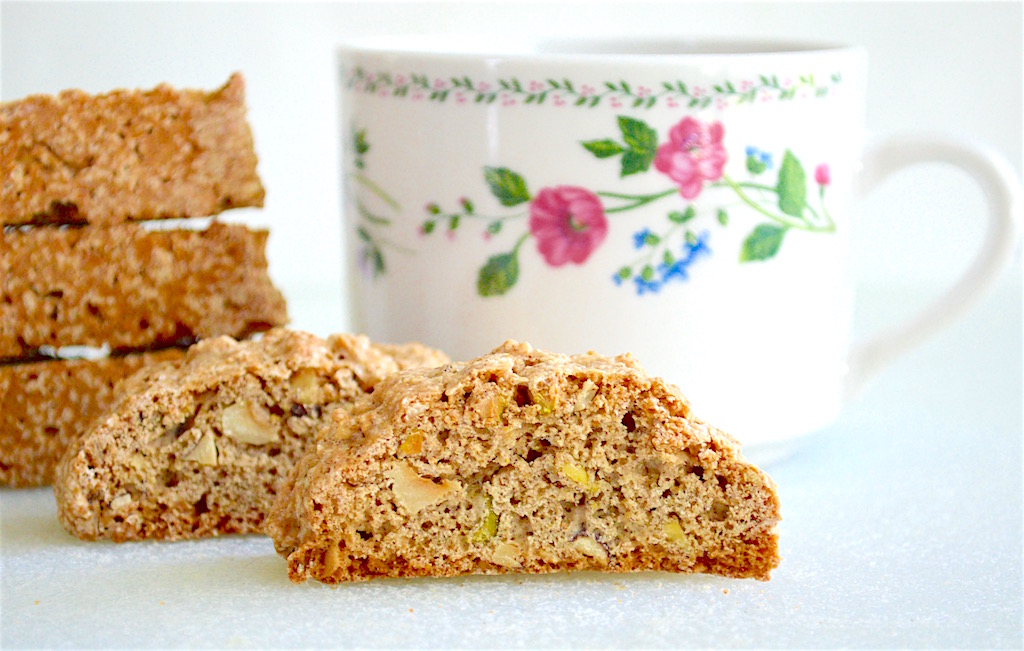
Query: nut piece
xmin=385 ymin=461 xmax=457 ymax=515
xmin=127 ymin=452 xmax=149 ymax=473
xmin=398 ymin=433 xmax=424 ymax=456
xmin=574 ymin=379 xmax=598 ymax=411
xmin=664 ymin=518 xmax=696 ymax=549
xmin=290 ymin=368 xmax=323 ymax=405
xmin=491 ymin=542 xmax=522 ymax=569
xmin=560 ymin=461 xmax=591 ymax=489
xmin=110 ymin=493 xmax=132 ymax=511
xmin=221 ymin=401 xmax=278 ymax=445
xmin=469 ymin=496 xmax=498 ymax=543
xmin=572 ymin=535 xmax=609 ymax=564
xmin=529 ymin=383 xmax=555 ymax=415
xmin=323 ymin=542 xmax=341 ymax=576
xmin=466 ymin=384 xmax=507 ymax=423
xmin=184 ymin=432 xmax=218 ymax=466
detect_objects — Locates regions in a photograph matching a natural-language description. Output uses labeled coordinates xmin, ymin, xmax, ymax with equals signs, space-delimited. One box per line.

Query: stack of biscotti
xmin=1 ymin=73 xmax=288 ymax=487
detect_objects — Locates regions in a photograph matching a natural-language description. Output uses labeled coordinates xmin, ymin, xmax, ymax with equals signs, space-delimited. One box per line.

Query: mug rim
xmin=338 ymin=36 xmax=863 ymax=61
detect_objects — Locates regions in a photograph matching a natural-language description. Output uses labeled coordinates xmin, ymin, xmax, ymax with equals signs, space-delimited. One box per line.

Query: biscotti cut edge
xmin=267 ymin=340 xmax=781 ymax=584
xmin=0 ymin=348 xmax=186 ymax=487
xmin=53 ymin=329 xmax=450 ymax=542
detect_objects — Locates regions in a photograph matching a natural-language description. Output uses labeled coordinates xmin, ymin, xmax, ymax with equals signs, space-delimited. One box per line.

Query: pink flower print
xmin=394 ymin=74 xmax=408 ymax=86
xmin=456 ymin=92 xmax=467 ymax=104
xmin=715 ymin=98 xmax=728 ymax=110
xmin=501 ymin=93 xmax=516 ymax=106
xmin=637 ymin=86 xmax=652 ymax=98
xmin=666 ymin=98 xmax=679 ymax=108
xmin=412 ymin=92 xmax=425 ymax=101
xmin=610 ymin=97 xmax=623 ymax=108
xmin=740 ymin=80 xmax=754 ymax=91
xmin=529 ymin=80 xmax=544 ymax=92
xmin=478 ymin=81 xmax=492 ymax=92
xmin=529 ymin=186 xmax=608 ymax=266
xmin=815 ymin=163 xmax=831 ymax=186
xmin=553 ymin=96 xmax=566 ymax=107
xmin=580 ymin=85 xmax=596 ymax=97
xmin=693 ymin=86 xmax=707 ymax=97
xmin=653 ymin=117 xmax=728 ymax=200
xmin=433 ymin=78 xmax=447 ymax=90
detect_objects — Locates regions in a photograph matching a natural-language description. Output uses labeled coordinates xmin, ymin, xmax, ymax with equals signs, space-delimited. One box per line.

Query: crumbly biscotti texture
xmin=0 ymin=73 xmax=264 ymax=225
xmin=54 ymin=329 xmax=449 ymax=542
xmin=0 ymin=221 xmax=288 ymax=360
xmin=267 ymin=340 xmax=781 ymax=583
xmin=0 ymin=348 xmax=185 ymax=487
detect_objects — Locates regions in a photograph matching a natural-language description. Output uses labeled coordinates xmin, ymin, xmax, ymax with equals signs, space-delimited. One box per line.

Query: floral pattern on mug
xmin=653 ymin=117 xmax=728 ymax=199
xmin=346 ymin=128 xmax=406 ymax=278
xmin=346 ymin=67 xmax=844 ymax=111
xmin=419 ymin=114 xmax=834 ymax=297
xmin=529 ymin=186 xmax=608 ymax=266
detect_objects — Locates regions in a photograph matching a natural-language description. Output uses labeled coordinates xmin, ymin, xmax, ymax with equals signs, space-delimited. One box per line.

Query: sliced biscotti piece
xmin=0 ymin=221 xmax=287 ymax=361
xmin=267 ymin=340 xmax=781 ymax=583
xmin=54 ymin=329 xmax=449 ymax=542
xmin=0 ymin=73 xmax=263 ymax=225
xmin=0 ymin=348 xmax=186 ymax=487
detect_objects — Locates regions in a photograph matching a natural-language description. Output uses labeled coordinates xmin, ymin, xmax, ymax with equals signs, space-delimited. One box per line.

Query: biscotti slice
xmin=0 ymin=221 xmax=287 ymax=361
xmin=267 ymin=340 xmax=781 ymax=583
xmin=0 ymin=348 xmax=186 ymax=487
xmin=54 ymin=329 xmax=449 ymax=541
xmin=0 ymin=73 xmax=263 ymax=225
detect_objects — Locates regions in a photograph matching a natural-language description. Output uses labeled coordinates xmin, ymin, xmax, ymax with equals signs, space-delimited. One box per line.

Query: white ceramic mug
xmin=337 ymin=38 xmax=1020 ymax=452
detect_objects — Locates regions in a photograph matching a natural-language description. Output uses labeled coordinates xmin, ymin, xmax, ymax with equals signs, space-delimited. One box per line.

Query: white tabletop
xmin=2 ymin=278 xmax=1021 ymax=648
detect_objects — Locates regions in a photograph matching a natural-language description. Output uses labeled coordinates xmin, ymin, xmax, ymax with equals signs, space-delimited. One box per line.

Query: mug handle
xmin=844 ymin=133 xmax=1021 ymax=399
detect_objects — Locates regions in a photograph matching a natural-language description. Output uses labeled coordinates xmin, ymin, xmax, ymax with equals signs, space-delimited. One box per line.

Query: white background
xmin=3 ymin=1 xmax=1021 ymax=333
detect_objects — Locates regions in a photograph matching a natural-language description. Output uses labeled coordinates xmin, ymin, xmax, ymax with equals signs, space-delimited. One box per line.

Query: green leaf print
xmin=582 ymin=139 xmax=625 ymax=158
xmin=740 ymin=224 xmax=787 ymax=262
xmin=616 ymin=116 xmax=657 ymax=177
xmin=484 ymin=167 xmax=531 ymax=207
xmin=477 ymin=251 xmax=520 ymax=296
xmin=776 ymin=150 xmax=807 ymax=217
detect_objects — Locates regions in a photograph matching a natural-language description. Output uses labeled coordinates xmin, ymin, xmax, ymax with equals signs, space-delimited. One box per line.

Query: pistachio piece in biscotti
xmin=266 ymin=340 xmax=781 ymax=584
xmin=53 ymin=328 xmax=448 ymax=542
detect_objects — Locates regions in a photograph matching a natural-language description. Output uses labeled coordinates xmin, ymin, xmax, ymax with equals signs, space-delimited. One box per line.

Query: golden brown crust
xmin=0 ymin=348 xmax=186 ymax=487
xmin=0 ymin=221 xmax=288 ymax=360
xmin=267 ymin=340 xmax=781 ymax=584
xmin=0 ymin=73 xmax=264 ymax=225
xmin=53 ymin=329 xmax=449 ymax=542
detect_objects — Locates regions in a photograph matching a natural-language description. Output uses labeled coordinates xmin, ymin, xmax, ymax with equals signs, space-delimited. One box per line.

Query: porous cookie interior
xmin=54 ymin=330 xmax=449 ymax=541
xmin=271 ymin=341 xmax=780 ymax=582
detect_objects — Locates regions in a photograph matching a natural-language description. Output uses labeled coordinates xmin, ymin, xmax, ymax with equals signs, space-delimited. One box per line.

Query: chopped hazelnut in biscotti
xmin=266 ymin=340 xmax=781 ymax=583
xmin=53 ymin=329 xmax=448 ymax=542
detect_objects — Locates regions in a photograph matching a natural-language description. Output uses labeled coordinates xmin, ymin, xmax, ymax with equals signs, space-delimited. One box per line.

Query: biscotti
xmin=54 ymin=329 xmax=449 ymax=542
xmin=267 ymin=340 xmax=781 ymax=583
xmin=0 ymin=348 xmax=186 ymax=487
xmin=0 ymin=73 xmax=264 ymax=225
xmin=0 ymin=221 xmax=288 ymax=361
